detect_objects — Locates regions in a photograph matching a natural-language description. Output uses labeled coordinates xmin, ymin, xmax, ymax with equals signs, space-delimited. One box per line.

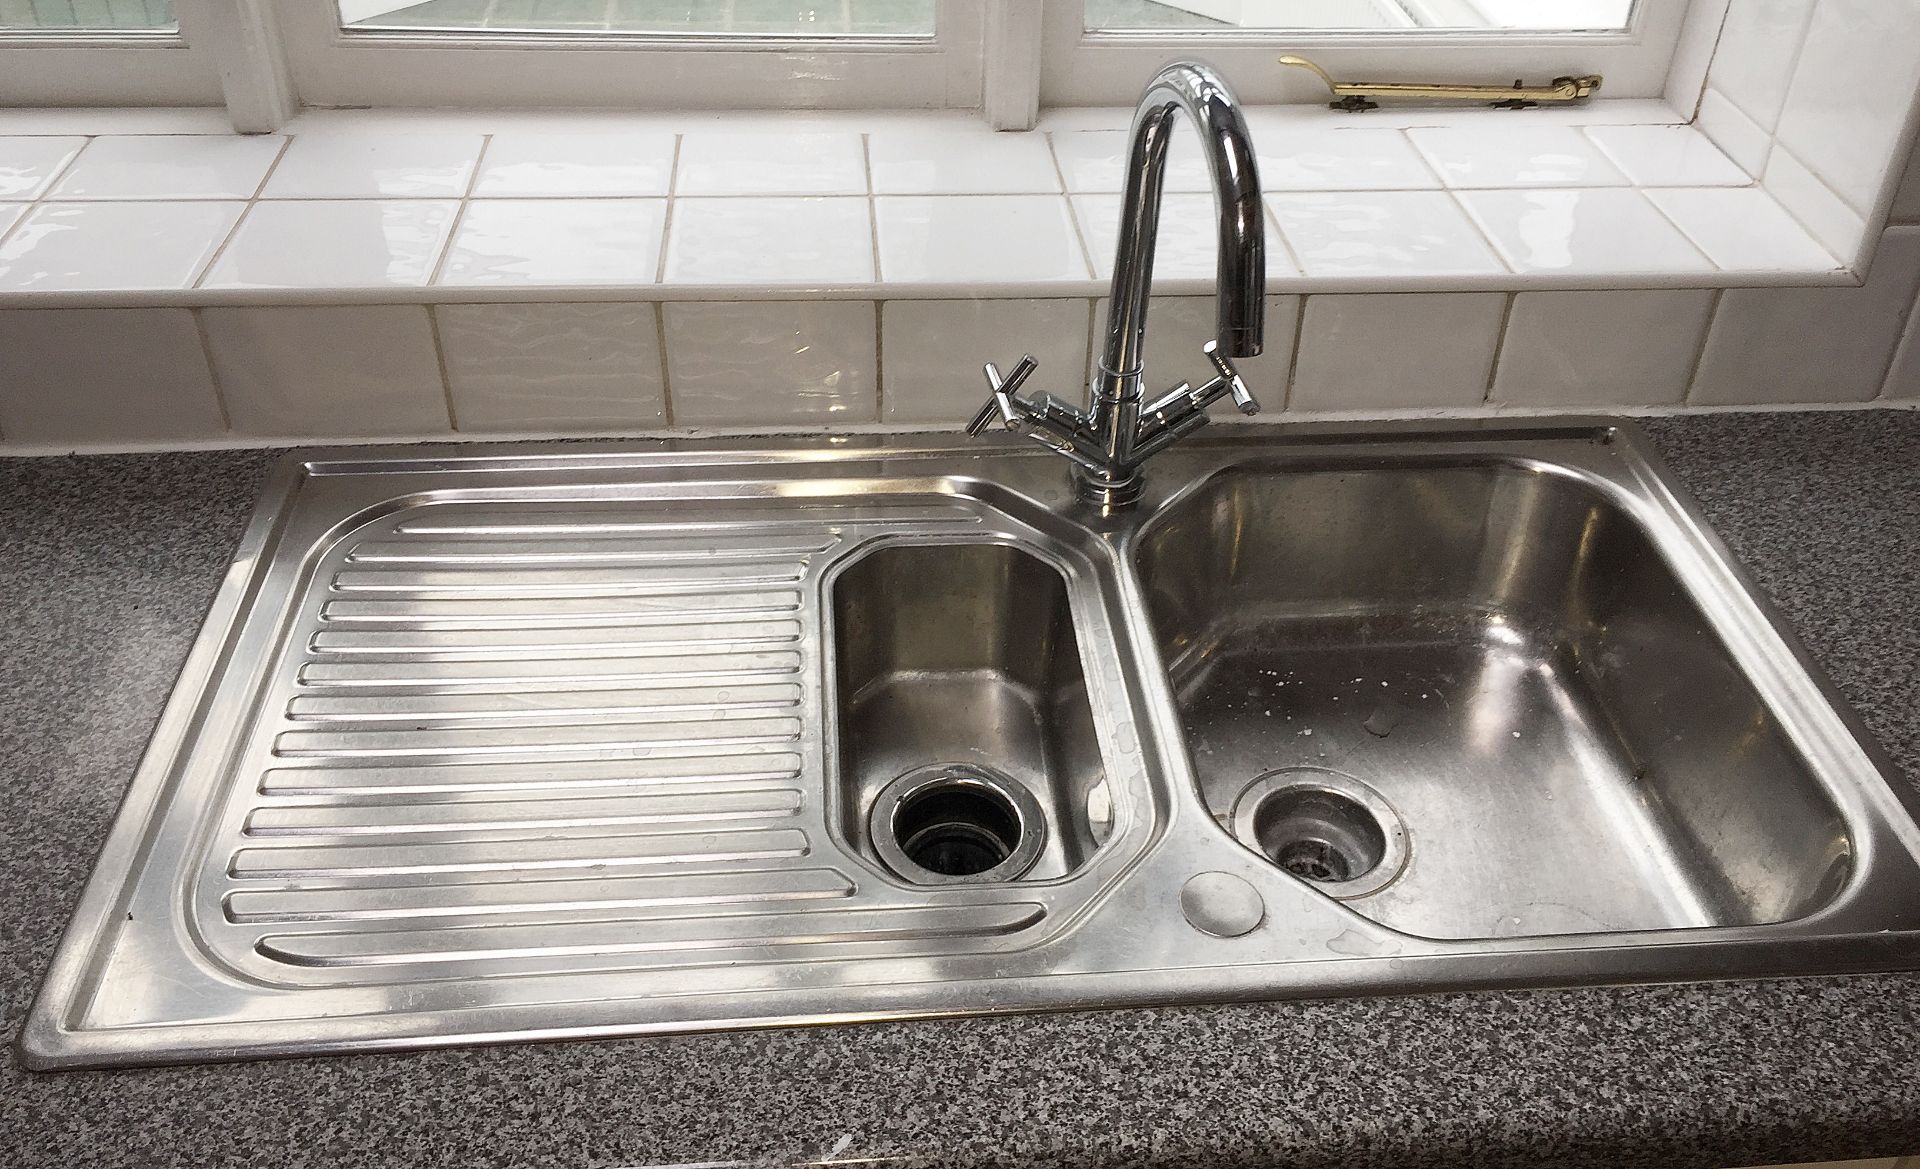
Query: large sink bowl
xmin=24 ymin=422 xmax=1920 ymax=1069
xmin=1137 ymin=460 xmax=1850 ymax=940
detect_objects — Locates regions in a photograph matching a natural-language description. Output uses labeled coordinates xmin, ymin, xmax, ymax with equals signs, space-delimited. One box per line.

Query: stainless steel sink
xmin=25 ymin=421 xmax=1920 ymax=1069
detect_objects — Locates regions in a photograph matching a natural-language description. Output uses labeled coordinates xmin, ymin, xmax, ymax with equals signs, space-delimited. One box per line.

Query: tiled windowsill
xmin=0 ymin=100 xmax=1862 ymax=310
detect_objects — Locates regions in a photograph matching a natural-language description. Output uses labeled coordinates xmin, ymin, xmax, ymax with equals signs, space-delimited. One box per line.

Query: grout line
xmin=249 ymin=134 xmax=295 ymax=202
xmin=861 ymin=133 xmax=881 ymax=284
xmin=1281 ymin=294 xmax=1308 ymax=413
xmin=1675 ymin=2 xmax=1733 ymax=122
xmin=873 ymin=299 xmax=886 ymax=423
xmin=1264 ymin=197 xmax=1306 ymax=279
xmin=1045 ymin=133 xmax=1100 ymax=282
xmin=653 ymin=300 xmax=676 ymax=426
xmin=1482 ymin=292 xmax=1518 ymax=404
xmin=29 ymin=136 xmax=93 ymax=202
xmin=424 ymin=304 xmax=461 ymax=432
xmin=1680 ymin=288 xmax=1727 ymax=406
xmin=425 ymin=201 xmax=473 ymax=287
xmin=460 ymin=134 xmax=494 ymax=200
xmin=1394 ymin=128 xmax=1445 ymax=188
xmin=189 ymin=307 xmax=235 ymax=435
xmin=192 ymin=202 xmax=256 ymax=289
xmin=1444 ymin=188 xmax=1520 ymax=276
xmin=1767 ymin=138 xmax=1872 ymax=240
xmin=655 ymin=133 xmax=683 ymax=284
xmin=1878 ymin=282 xmax=1920 ymax=400
xmin=1634 ymin=187 xmax=1718 ymax=272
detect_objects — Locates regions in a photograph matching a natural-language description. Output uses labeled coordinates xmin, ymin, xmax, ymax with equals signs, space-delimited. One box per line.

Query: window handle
xmin=1279 ymin=54 xmax=1602 ymax=112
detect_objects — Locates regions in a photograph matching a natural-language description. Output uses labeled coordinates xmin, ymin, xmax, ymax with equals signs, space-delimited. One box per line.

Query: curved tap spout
xmin=965 ymin=60 xmax=1267 ymax=511
xmin=1099 ymin=61 xmax=1267 ymax=394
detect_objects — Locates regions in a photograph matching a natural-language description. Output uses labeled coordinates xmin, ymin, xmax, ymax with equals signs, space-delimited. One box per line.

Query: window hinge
xmin=1279 ymin=54 xmax=1603 ymax=112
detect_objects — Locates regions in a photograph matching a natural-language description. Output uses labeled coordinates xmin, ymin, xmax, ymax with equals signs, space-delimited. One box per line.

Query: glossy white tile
xmin=879 ymin=195 xmax=1088 ymax=284
xmin=469 ymin=131 xmax=676 ymax=197
xmin=663 ymin=300 xmax=877 ymax=425
xmin=1492 ymin=290 xmax=1716 ymax=407
xmin=1291 ymin=293 xmax=1506 ymax=411
xmin=0 ymin=136 xmax=86 ymax=199
xmin=1254 ymin=128 xmax=1439 ymax=192
xmin=0 ymin=201 xmax=244 ymax=292
xmin=674 ymin=131 xmax=867 ymax=196
xmin=437 ymin=303 xmax=666 ymax=431
xmin=1773 ymin=0 xmax=1920 ymax=214
xmin=0 ymin=203 xmax=23 ymax=240
xmin=1457 ymin=189 xmax=1712 ymax=277
xmin=1691 ymin=227 xmax=1920 ymax=404
xmin=1266 ymin=191 xmax=1505 ymax=279
xmin=50 ymin=134 xmax=285 ymax=200
xmin=203 ymin=305 xmax=451 ymax=437
xmin=1407 ymin=125 xmax=1629 ymax=189
xmin=1695 ymin=88 xmax=1773 ymax=177
xmin=201 ymin=200 xmax=459 ymax=289
xmin=664 ymin=197 xmax=873 ymax=285
xmin=0 ymin=308 xmax=225 ymax=442
xmin=1705 ymin=0 xmax=1817 ymax=131
xmin=881 ymin=299 xmax=1090 ymax=424
xmin=1090 ymin=295 xmax=1302 ymax=414
xmin=868 ymin=131 xmax=1062 ymax=195
xmin=1583 ymin=125 xmax=1750 ymax=188
xmin=1646 ymin=188 xmax=1838 ymax=272
xmin=1075 ymin=192 xmax=1289 ymax=282
xmin=1050 ymin=129 xmax=1210 ymax=194
xmin=262 ymin=132 xmax=484 ymax=198
xmin=438 ymin=199 xmax=667 ymax=286
xmin=1764 ymin=146 xmax=1868 ymax=263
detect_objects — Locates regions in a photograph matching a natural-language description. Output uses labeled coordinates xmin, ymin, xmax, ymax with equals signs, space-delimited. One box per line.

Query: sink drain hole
xmin=896 ymin=784 xmax=1021 ymax=877
xmin=1251 ymin=789 xmax=1386 ymax=884
xmin=1231 ymin=769 xmax=1408 ymax=899
xmin=870 ymin=764 xmax=1047 ymax=885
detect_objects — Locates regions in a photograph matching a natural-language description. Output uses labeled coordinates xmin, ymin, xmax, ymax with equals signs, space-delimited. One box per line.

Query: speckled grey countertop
xmin=2 ymin=411 xmax=1917 ymax=1169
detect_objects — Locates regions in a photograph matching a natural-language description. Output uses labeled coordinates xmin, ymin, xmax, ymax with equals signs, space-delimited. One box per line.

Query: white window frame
xmin=0 ymin=2 xmax=222 ymax=107
xmin=0 ymin=0 xmax=1704 ymax=133
xmin=272 ymin=0 xmax=984 ymax=111
xmin=1038 ymin=0 xmax=1697 ymax=108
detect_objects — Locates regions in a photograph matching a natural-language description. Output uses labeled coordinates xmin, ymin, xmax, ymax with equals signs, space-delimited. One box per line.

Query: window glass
xmin=339 ymin=0 xmax=937 ymax=38
xmin=0 ymin=0 xmax=176 ymax=32
xmin=1086 ymin=0 xmax=1637 ymax=34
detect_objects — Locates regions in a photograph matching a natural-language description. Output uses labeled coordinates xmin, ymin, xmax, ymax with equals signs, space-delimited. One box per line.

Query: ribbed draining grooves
xmin=193 ymin=498 xmax=1026 ymax=986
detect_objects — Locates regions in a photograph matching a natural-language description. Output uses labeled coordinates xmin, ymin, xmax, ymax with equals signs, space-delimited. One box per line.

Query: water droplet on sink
xmin=1362 ymin=704 xmax=1402 ymax=738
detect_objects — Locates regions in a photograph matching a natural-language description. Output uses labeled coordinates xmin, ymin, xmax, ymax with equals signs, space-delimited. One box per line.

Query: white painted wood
xmin=984 ymin=0 xmax=1045 ymax=131
xmin=1041 ymin=0 xmax=1695 ymax=106
xmin=337 ymin=0 xmax=422 ymax=22
xmin=176 ymin=0 xmax=297 ymax=133
xmin=273 ymin=0 xmax=986 ymax=111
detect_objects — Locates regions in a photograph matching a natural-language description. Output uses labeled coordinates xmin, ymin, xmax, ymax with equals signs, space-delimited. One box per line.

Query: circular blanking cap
xmin=1180 ymin=871 xmax=1267 ymax=938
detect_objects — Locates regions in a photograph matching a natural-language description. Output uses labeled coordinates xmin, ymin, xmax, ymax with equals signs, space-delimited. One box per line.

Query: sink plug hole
xmin=1251 ymin=789 xmax=1387 ymax=886
xmin=895 ymin=779 xmax=1022 ymax=878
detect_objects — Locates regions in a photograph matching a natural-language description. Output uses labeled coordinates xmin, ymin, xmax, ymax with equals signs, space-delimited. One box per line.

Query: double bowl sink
xmin=24 ymin=420 xmax=1920 ymax=1068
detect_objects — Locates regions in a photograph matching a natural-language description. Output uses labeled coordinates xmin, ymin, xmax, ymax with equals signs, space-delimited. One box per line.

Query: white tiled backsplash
xmin=1 ymin=0 xmax=1919 ymax=449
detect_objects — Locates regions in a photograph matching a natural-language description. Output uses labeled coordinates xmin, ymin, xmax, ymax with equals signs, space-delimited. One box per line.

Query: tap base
xmin=1074 ymin=467 xmax=1146 ymax=510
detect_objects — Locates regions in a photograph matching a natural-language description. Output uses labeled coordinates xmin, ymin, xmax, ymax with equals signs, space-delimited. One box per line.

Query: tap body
xmin=968 ymin=60 xmax=1267 ymax=508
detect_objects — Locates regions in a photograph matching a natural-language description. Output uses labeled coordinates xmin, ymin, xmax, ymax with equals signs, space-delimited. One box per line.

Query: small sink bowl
xmin=1137 ymin=460 xmax=1852 ymax=939
xmin=829 ymin=541 xmax=1110 ymax=884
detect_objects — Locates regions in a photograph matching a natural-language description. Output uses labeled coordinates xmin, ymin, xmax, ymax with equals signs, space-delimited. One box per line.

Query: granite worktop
xmin=2 ymin=410 xmax=1917 ymax=1169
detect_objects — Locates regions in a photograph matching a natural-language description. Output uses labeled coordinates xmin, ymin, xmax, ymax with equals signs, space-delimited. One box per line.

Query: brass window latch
xmin=1280 ymin=54 xmax=1602 ymax=112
